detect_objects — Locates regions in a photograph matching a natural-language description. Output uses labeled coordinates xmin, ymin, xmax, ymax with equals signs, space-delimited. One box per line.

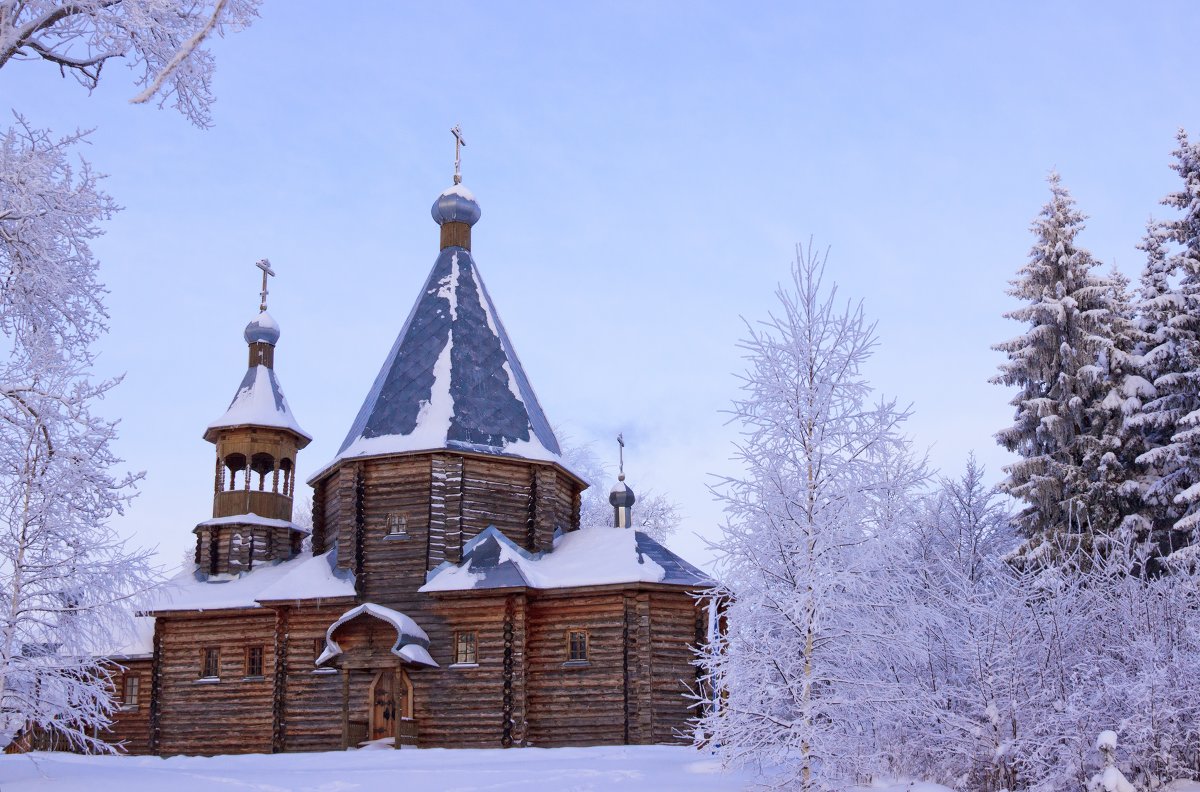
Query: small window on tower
xmin=122 ymin=674 xmax=141 ymax=709
xmin=453 ymin=631 xmax=477 ymax=666
xmin=245 ymin=645 xmax=264 ymax=678
xmin=385 ymin=512 xmax=408 ymax=538
xmin=566 ymin=630 xmax=589 ymax=664
xmin=200 ymin=647 xmax=220 ymax=679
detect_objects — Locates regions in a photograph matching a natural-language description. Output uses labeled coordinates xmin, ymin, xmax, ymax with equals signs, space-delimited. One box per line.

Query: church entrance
xmin=368 ymin=669 xmax=415 ymax=745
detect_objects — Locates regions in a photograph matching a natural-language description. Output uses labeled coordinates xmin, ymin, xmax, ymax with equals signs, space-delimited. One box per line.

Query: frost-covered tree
xmin=697 ymin=244 xmax=922 ymax=790
xmin=0 ymin=0 xmax=260 ymax=128
xmin=993 ymin=173 xmax=1119 ymax=555
xmin=891 ymin=525 xmax=1200 ymax=791
xmin=0 ymin=119 xmax=158 ymax=752
xmin=0 ymin=0 xmax=258 ymax=752
xmin=1130 ymin=131 xmax=1200 ymax=549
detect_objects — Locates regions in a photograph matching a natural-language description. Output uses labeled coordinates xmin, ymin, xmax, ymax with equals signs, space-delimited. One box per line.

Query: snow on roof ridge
xmin=207 ymin=364 xmax=311 ymax=441
xmin=417 ymin=524 xmax=708 ymax=593
xmin=196 ymin=513 xmax=309 ymax=534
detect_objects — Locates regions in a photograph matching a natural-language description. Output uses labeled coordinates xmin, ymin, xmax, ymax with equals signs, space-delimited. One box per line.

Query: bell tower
xmin=193 ymin=260 xmax=313 ymax=576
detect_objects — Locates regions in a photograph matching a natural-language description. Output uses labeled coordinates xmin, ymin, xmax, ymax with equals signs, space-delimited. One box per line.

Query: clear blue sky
xmin=2 ymin=2 xmax=1197 ymax=571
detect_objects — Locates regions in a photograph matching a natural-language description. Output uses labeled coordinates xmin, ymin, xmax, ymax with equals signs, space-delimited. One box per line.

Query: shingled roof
xmin=327 ymin=244 xmax=562 ymax=470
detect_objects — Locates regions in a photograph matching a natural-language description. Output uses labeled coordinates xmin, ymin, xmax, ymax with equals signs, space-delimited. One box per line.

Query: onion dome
xmin=609 ymin=475 xmax=636 ymax=508
xmin=431 ymin=183 xmax=481 ymax=226
xmin=244 ymin=310 xmax=281 ymax=345
xmin=610 ymin=474 xmax=636 ymax=529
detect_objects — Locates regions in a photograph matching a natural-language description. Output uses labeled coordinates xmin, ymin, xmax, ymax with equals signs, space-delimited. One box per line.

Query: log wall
xmin=101 ymin=658 xmax=153 ymax=754
xmin=155 ymin=611 xmax=276 ymax=756
xmin=524 ymin=591 xmax=627 ymax=746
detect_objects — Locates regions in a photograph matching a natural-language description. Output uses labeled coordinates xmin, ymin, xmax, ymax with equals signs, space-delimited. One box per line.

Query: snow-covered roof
xmin=419 ymin=525 xmax=714 ymax=594
xmin=312 ymin=245 xmax=565 ymax=481
xmin=100 ymin=616 xmax=156 ymax=660
xmin=145 ymin=549 xmax=356 ymax=613
xmin=195 ymin=512 xmax=309 ymax=535
xmin=206 ymin=364 xmax=311 ymax=444
xmin=316 ymin=603 xmax=437 ymax=668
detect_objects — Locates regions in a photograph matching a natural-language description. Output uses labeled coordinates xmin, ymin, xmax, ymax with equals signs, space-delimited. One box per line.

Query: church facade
xmin=103 ymin=174 xmax=712 ymax=754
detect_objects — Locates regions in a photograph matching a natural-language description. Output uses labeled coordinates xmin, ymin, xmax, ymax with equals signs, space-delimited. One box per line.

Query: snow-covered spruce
xmin=696 ymin=243 xmax=924 ymax=790
xmin=992 ymin=172 xmax=1131 ymax=558
xmin=1131 ymin=131 xmax=1200 ymax=553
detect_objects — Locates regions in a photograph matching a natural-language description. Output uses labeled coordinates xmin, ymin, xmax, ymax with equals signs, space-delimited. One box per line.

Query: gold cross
xmin=451 ymin=125 xmax=466 ymax=185
xmin=256 ymin=258 xmax=275 ymax=312
xmin=617 ymin=433 xmax=625 ymax=478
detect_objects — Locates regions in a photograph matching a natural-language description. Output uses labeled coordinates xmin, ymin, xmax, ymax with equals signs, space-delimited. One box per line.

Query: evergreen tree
xmin=1132 ymin=130 xmax=1200 ymax=548
xmin=992 ymin=174 xmax=1117 ymax=552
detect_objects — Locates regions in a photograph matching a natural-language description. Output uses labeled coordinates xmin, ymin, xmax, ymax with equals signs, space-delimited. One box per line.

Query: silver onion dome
xmin=244 ymin=310 xmax=281 ymax=345
xmin=431 ymin=183 xmax=481 ymax=226
xmin=609 ymin=475 xmax=636 ymax=508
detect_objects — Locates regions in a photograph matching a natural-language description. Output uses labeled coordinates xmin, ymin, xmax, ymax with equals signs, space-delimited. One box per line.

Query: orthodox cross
xmin=256 ymin=258 xmax=275 ymax=312
xmin=451 ymin=124 xmax=466 ymax=185
xmin=617 ymin=433 xmax=625 ymax=480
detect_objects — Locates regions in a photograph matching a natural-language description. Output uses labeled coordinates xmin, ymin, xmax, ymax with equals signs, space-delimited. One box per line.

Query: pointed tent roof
xmin=324 ymin=243 xmax=563 ymax=471
xmin=205 ymin=311 xmax=310 ymax=445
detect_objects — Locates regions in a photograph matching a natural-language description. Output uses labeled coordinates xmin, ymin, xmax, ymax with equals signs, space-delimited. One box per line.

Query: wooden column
xmin=635 ymin=593 xmax=653 ymax=741
xmin=271 ymin=607 xmax=288 ymax=753
xmin=149 ymin=618 xmax=164 ymax=755
xmin=429 ymin=455 xmax=464 ymax=568
xmin=353 ymin=468 xmax=365 ymax=598
xmin=341 ymin=670 xmax=351 ymax=749
xmin=532 ymin=467 xmax=558 ymax=552
xmin=311 ymin=481 xmax=326 ymax=555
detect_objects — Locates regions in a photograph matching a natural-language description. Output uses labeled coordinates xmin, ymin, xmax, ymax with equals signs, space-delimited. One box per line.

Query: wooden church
xmin=103 ymin=152 xmax=713 ymax=755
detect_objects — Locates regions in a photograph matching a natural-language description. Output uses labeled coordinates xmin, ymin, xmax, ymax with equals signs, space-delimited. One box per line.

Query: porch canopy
xmin=316 ymin=602 xmax=438 ymax=668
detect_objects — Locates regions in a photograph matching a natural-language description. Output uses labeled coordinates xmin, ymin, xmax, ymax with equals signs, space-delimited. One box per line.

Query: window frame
xmin=452 ymin=630 xmax=478 ymax=667
xmin=199 ymin=646 xmax=220 ymax=680
xmin=245 ymin=645 xmax=265 ymax=679
xmin=385 ymin=511 xmax=409 ymax=539
xmin=121 ymin=673 xmax=141 ymax=710
xmin=565 ymin=629 xmax=589 ymax=665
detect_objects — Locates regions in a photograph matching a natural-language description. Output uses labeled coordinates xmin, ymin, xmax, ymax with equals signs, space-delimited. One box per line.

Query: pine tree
xmin=1132 ymin=130 xmax=1200 ymax=548
xmin=992 ymin=173 xmax=1117 ymax=553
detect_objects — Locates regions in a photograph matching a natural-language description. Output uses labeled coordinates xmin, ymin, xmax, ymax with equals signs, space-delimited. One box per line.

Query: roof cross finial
xmin=617 ymin=432 xmax=625 ymax=481
xmin=451 ymin=124 xmax=466 ymax=185
xmin=256 ymin=258 xmax=275 ymax=312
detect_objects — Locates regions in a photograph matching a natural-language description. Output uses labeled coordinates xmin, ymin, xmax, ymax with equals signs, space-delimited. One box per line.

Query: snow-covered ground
xmin=0 ymin=745 xmax=754 ymax=792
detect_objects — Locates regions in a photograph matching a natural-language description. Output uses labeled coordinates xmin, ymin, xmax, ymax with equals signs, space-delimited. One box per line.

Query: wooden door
xmin=396 ymin=669 xmax=417 ymax=746
xmin=369 ymin=670 xmax=396 ymax=742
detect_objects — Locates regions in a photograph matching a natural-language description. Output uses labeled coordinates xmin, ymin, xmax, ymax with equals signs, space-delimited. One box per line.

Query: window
xmin=453 ymin=631 xmax=477 ymax=665
xmin=386 ymin=512 xmax=408 ymax=538
xmin=313 ymin=638 xmax=324 ymax=664
xmin=567 ymin=630 xmax=588 ymax=663
xmin=122 ymin=674 xmax=140 ymax=709
xmin=245 ymin=645 xmax=264 ymax=678
xmin=201 ymin=647 xmax=220 ymax=679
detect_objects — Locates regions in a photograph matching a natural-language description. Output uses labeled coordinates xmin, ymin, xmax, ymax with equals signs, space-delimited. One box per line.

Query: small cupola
xmin=196 ymin=260 xmax=311 ymax=575
xmin=609 ymin=433 xmax=637 ymax=529
xmin=431 ymin=125 xmax=481 ymax=250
